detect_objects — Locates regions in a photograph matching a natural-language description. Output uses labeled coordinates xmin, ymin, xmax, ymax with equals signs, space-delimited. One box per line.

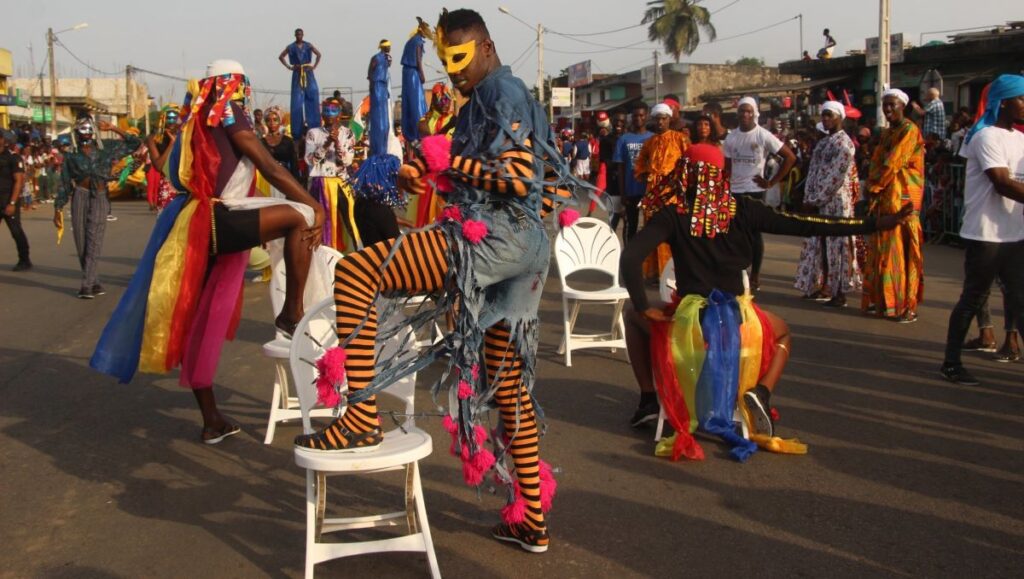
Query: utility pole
xmin=47 ymin=28 xmax=57 ymax=138
xmin=125 ymin=65 xmax=133 ymax=130
xmin=536 ymin=23 xmax=544 ymax=104
xmin=653 ymin=51 xmax=660 ymax=101
xmin=877 ymin=0 xmax=891 ymax=128
xmin=144 ymin=96 xmax=151 ymax=135
xmin=38 ymin=72 xmax=45 ymax=128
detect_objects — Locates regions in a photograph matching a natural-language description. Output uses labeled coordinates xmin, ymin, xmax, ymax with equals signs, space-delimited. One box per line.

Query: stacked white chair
xmin=263 ymin=246 xmax=343 ymax=444
xmin=291 ymin=297 xmax=440 ymax=578
xmin=553 ymin=217 xmax=629 ymax=367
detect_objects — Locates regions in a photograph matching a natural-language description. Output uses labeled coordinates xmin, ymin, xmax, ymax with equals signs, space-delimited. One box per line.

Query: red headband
xmin=663 ymin=98 xmax=680 ymax=109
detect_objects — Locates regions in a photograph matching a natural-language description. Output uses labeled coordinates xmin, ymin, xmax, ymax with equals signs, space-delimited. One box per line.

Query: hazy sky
xmin=5 ymin=0 xmax=1015 ymax=108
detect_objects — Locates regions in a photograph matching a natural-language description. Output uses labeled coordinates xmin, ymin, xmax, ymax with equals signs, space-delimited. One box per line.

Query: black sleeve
xmin=620 ymin=207 xmax=675 ymax=312
xmin=740 ymin=196 xmax=876 ymax=237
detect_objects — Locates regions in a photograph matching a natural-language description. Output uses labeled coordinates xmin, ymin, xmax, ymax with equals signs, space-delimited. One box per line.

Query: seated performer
xmin=294 ymin=8 xmax=582 ymax=553
xmin=90 ymin=60 xmax=326 ymax=443
xmin=621 ymin=153 xmax=911 ymax=460
xmin=304 ymin=98 xmax=357 ymax=250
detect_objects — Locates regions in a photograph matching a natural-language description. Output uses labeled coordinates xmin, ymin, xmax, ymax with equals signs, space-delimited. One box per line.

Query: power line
xmin=546 ymin=39 xmax=652 ymax=55
xmin=705 ymin=14 xmax=798 ymax=45
xmin=512 ymin=47 xmax=536 ymax=76
xmin=711 ymin=0 xmax=742 ymax=15
xmin=508 ymin=40 xmax=538 ymax=69
xmin=546 ymin=23 xmax=645 ymax=38
xmin=130 ymin=66 xmax=188 ymax=82
xmin=54 ymin=38 xmax=119 ymax=76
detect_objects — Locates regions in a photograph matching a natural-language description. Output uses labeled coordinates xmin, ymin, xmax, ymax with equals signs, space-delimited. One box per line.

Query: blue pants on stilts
xmin=291 ymin=69 xmax=321 ymax=139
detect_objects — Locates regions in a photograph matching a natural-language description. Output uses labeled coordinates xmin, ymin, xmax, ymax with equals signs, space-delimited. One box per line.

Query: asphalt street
xmin=1 ymin=201 xmax=1021 ymax=578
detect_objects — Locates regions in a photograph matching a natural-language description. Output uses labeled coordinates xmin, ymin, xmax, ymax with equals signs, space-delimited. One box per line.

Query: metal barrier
xmin=924 ymin=161 xmax=965 ymax=244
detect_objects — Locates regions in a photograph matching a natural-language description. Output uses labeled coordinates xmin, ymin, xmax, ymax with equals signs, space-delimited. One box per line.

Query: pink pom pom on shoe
xmin=314 ymin=347 xmax=347 ymax=407
xmin=558 ymin=208 xmax=580 ymax=229
xmin=501 ymin=498 xmax=528 ymax=525
xmin=461 ymin=219 xmax=489 ymax=245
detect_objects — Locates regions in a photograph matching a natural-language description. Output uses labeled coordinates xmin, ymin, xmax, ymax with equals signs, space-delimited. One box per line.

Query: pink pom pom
xmin=470 ymin=364 xmax=480 ymax=381
xmin=435 ymin=175 xmax=454 ymax=194
xmin=315 ymin=347 xmax=347 ymax=386
xmin=538 ymin=460 xmax=553 ymax=479
xmin=462 ymin=460 xmax=485 ymax=486
xmin=472 ymin=424 xmax=488 ymax=447
xmin=457 ymin=380 xmax=474 ymax=400
xmin=315 ymin=378 xmax=340 ymax=407
xmin=441 ymin=415 xmax=458 ymax=435
xmin=470 ymin=448 xmax=496 ymax=473
xmin=501 ymin=498 xmax=527 ymax=525
xmin=440 ymin=205 xmax=463 ymax=223
xmin=558 ymin=208 xmax=580 ymax=229
xmin=421 ymin=135 xmax=452 ymax=173
xmin=539 ymin=475 xmax=558 ymax=513
xmin=461 ymin=219 xmax=489 ymax=245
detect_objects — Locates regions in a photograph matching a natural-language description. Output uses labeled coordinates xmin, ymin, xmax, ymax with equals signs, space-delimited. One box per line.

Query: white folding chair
xmin=291 ymin=298 xmax=440 ymax=579
xmin=553 ymin=217 xmax=629 ymax=367
xmin=263 ymin=246 xmax=343 ymax=444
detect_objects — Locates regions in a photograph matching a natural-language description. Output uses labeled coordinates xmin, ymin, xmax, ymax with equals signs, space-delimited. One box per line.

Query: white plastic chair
xmin=658 ymin=261 xmax=677 ymax=304
xmin=263 ymin=246 xmax=343 ymax=444
xmin=553 ymin=217 xmax=629 ymax=367
xmin=291 ymin=297 xmax=440 ymax=579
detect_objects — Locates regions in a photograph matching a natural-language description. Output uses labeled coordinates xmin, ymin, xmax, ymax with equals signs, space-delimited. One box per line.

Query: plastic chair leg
xmin=304 ymin=469 xmax=317 ymax=579
xmin=264 ymin=379 xmax=282 ymax=445
xmin=654 ymin=406 xmax=666 ymax=442
xmin=412 ymin=463 xmax=442 ymax=579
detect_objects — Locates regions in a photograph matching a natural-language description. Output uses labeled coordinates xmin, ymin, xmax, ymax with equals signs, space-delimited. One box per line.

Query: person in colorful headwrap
xmin=90 ymin=60 xmax=326 ymax=444
xmin=401 ymin=18 xmax=432 ymax=143
xmin=940 ymin=74 xmax=1024 ymax=386
xmin=403 ymin=83 xmax=456 ymax=228
xmin=294 ymin=8 xmax=584 ymax=553
xmin=863 ymin=88 xmax=925 ymax=323
xmin=352 ymin=39 xmax=403 ymax=245
xmin=635 ymin=102 xmax=690 ymax=280
xmin=145 ymin=105 xmax=182 ymax=212
xmin=304 ymin=98 xmax=357 ymax=250
xmin=54 ymin=115 xmax=141 ymax=299
xmin=793 ymin=101 xmax=862 ymax=307
xmin=621 ymin=152 xmax=913 ymax=458
xmin=278 ymin=28 xmax=322 ymax=139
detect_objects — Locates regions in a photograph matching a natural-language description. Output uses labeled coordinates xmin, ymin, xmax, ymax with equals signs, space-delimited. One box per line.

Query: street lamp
xmin=47 ymin=22 xmax=89 ymax=138
xmin=498 ymin=6 xmax=544 ymax=103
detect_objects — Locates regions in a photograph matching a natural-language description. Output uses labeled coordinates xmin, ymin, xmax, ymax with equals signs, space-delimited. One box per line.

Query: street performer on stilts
xmin=90 ymin=60 xmax=326 ymax=444
xmin=353 ymin=38 xmax=402 ymax=245
xmin=621 ymin=148 xmax=913 ymax=462
xmin=279 ymin=28 xmax=322 ymax=140
xmin=294 ymin=8 xmax=584 ymax=553
xmin=401 ymin=18 xmax=432 ymax=143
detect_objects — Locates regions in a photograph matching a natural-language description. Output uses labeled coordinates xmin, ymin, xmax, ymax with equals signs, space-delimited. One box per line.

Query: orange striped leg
xmin=486 ymin=323 xmax=545 ymax=531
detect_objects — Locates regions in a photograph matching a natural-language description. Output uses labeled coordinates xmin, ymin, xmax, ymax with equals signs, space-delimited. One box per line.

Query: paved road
xmin=1 ymin=201 xmax=1021 ymax=578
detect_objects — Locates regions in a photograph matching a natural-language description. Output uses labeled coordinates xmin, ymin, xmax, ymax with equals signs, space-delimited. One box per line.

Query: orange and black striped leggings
xmin=334 ymin=229 xmax=546 ymax=531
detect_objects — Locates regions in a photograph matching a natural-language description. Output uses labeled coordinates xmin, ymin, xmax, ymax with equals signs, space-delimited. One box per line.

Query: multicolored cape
xmin=90 ymin=73 xmax=312 ymax=388
xmin=650 ymin=290 xmax=808 ymax=462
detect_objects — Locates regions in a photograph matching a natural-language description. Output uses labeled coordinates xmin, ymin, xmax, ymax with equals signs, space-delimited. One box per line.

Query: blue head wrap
xmin=965 ymin=74 xmax=1024 ymax=145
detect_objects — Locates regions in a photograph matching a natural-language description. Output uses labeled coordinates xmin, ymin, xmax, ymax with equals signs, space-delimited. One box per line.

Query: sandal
xmin=962 ymin=337 xmax=997 ymax=353
xmin=274 ymin=315 xmax=299 ymax=339
xmin=992 ymin=349 xmax=1021 ymax=363
xmin=202 ymin=423 xmax=241 ymax=445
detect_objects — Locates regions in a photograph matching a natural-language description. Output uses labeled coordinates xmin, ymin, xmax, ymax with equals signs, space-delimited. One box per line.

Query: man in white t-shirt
xmin=724 ymin=96 xmax=797 ymax=289
xmin=941 ymin=75 xmax=1024 ymax=386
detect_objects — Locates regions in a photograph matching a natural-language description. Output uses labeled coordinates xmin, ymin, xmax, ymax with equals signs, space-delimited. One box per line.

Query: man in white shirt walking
xmin=941 ymin=75 xmax=1024 ymax=386
xmin=724 ymin=96 xmax=796 ymax=290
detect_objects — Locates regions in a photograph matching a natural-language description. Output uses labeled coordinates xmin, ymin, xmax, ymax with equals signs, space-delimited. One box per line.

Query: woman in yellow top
xmin=863 ymin=89 xmax=925 ymax=323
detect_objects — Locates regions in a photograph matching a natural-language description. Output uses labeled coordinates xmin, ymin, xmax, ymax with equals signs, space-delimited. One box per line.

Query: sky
xmin=5 ymin=0 xmax=1016 ymax=109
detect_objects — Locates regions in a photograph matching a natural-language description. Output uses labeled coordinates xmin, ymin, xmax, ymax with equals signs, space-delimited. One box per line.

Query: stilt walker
xmin=279 ymin=28 xmax=322 ymax=140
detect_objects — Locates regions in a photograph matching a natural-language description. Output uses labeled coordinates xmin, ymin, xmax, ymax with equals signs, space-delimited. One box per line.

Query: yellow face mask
xmin=440 ymin=40 xmax=476 ymax=74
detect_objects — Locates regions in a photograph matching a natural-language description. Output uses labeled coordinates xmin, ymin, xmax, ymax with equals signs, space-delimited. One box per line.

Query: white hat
xmin=651 ymin=103 xmax=673 ymax=118
xmin=821 ymin=100 xmax=846 ymax=120
xmin=737 ymin=96 xmax=759 ymax=119
xmin=206 ymin=59 xmax=246 ymax=78
xmin=881 ymin=88 xmax=909 ymax=106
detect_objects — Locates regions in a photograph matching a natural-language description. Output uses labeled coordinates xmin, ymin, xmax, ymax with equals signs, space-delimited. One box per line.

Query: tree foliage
xmin=642 ymin=0 xmax=717 ymax=62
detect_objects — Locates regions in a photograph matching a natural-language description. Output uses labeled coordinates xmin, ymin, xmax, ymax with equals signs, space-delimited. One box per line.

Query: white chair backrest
xmin=290 ymin=297 xmax=418 ymax=435
xmin=269 ymin=245 xmax=344 ymax=325
xmin=553 ymin=217 xmax=622 ymax=286
xmin=659 ymin=261 xmax=677 ymax=304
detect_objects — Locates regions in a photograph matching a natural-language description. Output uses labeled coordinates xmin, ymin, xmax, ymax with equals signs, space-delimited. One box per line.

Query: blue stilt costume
xmin=400 ymin=33 xmax=427 ymax=142
xmin=287 ymin=41 xmax=321 ymax=139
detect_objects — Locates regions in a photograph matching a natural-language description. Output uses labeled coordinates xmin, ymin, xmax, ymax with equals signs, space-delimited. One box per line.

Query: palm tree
xmin=642 ymin=0 xmax=717 ymax=62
